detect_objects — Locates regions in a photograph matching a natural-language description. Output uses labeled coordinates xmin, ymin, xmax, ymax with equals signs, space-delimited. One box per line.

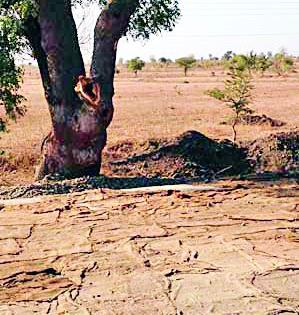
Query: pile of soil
xmin=104 ymin=130 xmax=299 ymax=179
xmin=1 ymin=130 xmax=298 ymax=200
xmin=104 ymin=130 xmax=250 ymax=179
xmin=246 ymin=130 xmax=299 ymax=173
xmin=239 ymin=114 xmax=286 ymax=127
xmin=221 ymin=114 xmax=286 ymax=127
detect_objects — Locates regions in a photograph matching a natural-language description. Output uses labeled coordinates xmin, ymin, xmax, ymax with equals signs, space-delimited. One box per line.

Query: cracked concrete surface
xmin=0 ymin=180 xmax=298 ymax=314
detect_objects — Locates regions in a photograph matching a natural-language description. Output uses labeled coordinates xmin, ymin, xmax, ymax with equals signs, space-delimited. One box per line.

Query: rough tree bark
xmin=29 ymin=0 xmax=138 ymax=179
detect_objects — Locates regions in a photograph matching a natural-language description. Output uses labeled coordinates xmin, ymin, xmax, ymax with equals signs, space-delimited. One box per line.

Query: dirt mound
xmin=239 ymin=114 xmax=286 ymax=127
xmin=1 ymin=131 xmax=298 ymax=200
xmin=104 ymin=130 xmax=299 ymax=179
xmin=246 ymin=130 xmax=299 ymax=173
xmin=221 ymin=114 xmax=286 ymax=127
xmin=104 ymin=131 xmax=249 ymax=179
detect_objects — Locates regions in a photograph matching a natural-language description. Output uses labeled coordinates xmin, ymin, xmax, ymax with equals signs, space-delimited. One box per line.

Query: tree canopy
xmin=127 ymin=57 xmax=145 ymax=76
xmin=175 ymin=56 xmax=197 ymax=76
xmin=0 ymin=1 xmax=28 ymax=131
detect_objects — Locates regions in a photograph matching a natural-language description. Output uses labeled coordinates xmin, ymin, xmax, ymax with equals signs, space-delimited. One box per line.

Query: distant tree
xmin=272 ymin=51 xmax=294 ymax=76
xmin=159 ymin=57 xmax=168 ymax=64
xmin=159 ymin=57 xmax=172 ymax=67
xmin=206 ymin=62 xmax=254 ymax=143
xmin=222 ymin=51 xmax=234 ymax=61
xmin=127 ymin=57 xmax=145 ymax=76
xmin=175 ymin=56 xmax=197 ymax=76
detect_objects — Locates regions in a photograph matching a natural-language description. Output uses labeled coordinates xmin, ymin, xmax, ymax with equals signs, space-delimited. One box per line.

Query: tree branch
xmin=91 ymin=0 xmax=139 ymax=98
xmin=22 ymin=15 xmax=52 ymax=100
xmin=38 ymin=0 xmax=85 ymax=111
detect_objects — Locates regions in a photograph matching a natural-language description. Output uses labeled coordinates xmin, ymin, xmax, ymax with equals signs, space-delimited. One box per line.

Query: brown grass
xmin=1 ymin=64 xmax=298 ymax=185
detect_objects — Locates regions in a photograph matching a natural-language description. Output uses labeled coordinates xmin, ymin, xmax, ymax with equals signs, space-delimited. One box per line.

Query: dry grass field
xmin=0 ymin=64 xmax=299 ymax=185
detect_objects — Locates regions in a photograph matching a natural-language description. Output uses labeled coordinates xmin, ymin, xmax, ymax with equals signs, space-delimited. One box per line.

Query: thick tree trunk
xmin=31 ymin=0 xmax=138 ymax=179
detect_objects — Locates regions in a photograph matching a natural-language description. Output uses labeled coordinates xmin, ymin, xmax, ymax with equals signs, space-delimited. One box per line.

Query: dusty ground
xmin=0 ymin=179 xmax=298 ymax=314
xmin=0 ymin=65 xmax=299 ymax=185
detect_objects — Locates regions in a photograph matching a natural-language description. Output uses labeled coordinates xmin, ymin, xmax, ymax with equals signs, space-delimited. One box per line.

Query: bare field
xmin=0 ymin=65 xmax=299 ymax=185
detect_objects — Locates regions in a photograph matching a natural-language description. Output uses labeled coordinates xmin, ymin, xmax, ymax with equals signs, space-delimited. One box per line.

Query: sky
xmin=76 ymin=0 xmax=299 ymax=62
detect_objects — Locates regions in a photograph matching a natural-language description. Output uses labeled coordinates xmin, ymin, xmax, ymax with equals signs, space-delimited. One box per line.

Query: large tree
xmin=0 ymin=0 xmax=180 ymax=179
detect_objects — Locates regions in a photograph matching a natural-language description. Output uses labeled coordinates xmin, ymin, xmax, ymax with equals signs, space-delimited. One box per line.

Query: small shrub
xmin=225 ymin=51 xmax=272 ymax=76
xmin=206 ymin=61 xmax=254 ymax=143
xmin=255 ymin=53 xmax=273 ymax=76
xmin=271 ymin=51 xmax=294 ymax=76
